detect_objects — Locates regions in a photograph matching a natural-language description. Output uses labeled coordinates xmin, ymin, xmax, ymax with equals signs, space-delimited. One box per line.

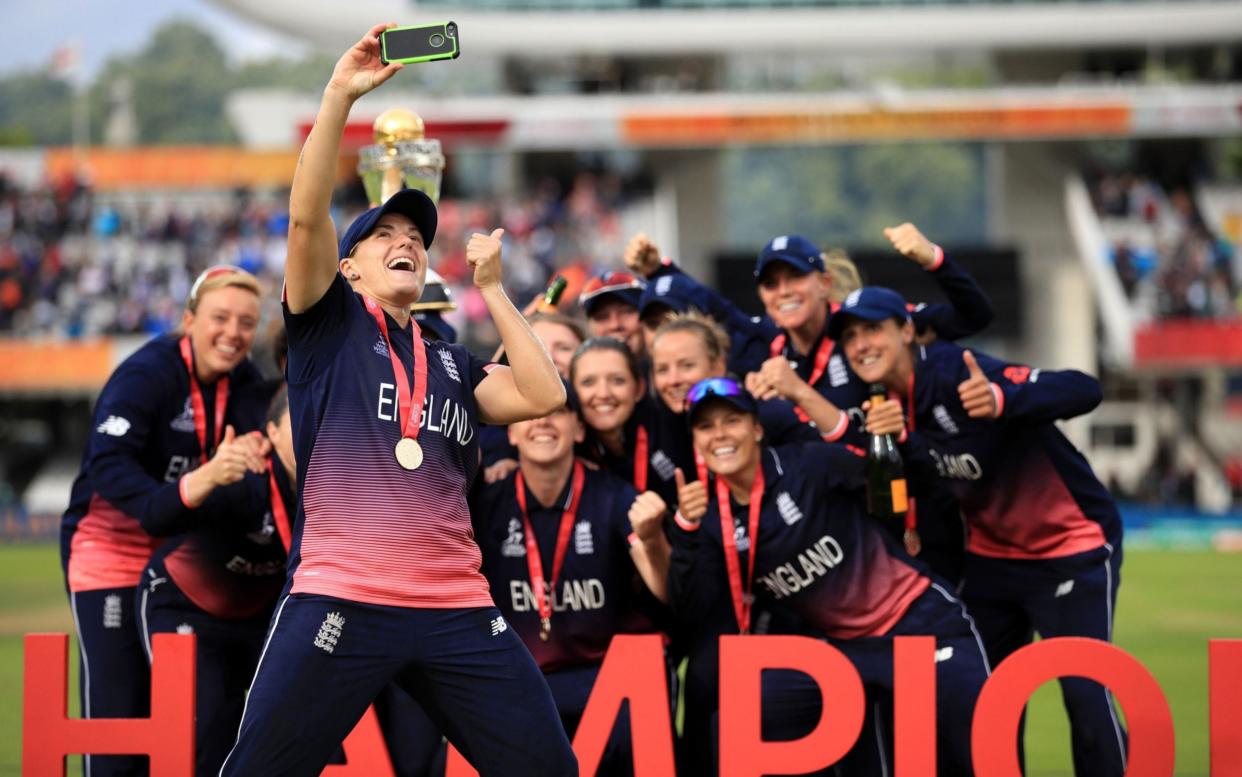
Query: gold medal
xmin=539 ymin=616 xmax=552 ymax=642
xmin=395 ymin=438 xmax=423 ymax=470
xmin=904 ymin=527 xmax=922 ymax=556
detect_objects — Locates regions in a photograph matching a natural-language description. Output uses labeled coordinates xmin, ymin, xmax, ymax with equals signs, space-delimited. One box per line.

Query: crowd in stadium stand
xmin=0 ymin=170 xmax=628 ymax=341
xmin=1090 ymin=170 xmax=1240 ymax=320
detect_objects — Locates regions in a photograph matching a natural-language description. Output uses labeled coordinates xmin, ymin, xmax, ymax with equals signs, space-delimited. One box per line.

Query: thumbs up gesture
xmin=958 ymin=350 xmax=999 ymax=419
xmin=467 ymin=228 xmax=506 ymax=290
xmin=673 ymin=468 xmax=709 ymax=525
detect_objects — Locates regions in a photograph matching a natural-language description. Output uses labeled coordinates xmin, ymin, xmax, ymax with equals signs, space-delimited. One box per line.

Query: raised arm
xmin=285 ymin=24 xmax=403 ymax=313
xmin=470 ymin=230 xmax=567 ymax=424
xmin=885 ymin=222 xmax=995 ymax=341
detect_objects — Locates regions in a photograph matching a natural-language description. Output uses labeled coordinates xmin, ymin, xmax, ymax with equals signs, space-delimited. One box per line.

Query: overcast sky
xmin=0 ymin=0 xmax=304 ymax=81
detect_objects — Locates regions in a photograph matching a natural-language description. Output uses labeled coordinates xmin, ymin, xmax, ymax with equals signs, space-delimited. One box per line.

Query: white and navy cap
xmin=754 ymin=235 xmax=825 ymax=281
xmin=827 ymin=287 xmax=912 ymax=340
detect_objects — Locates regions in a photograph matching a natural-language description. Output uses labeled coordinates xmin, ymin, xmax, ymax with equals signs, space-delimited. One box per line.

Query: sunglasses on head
xmin=686 ymin=376 xmax=744 ymax=409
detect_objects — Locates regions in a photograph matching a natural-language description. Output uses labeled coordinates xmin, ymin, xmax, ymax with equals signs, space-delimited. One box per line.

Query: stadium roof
xmin=207 ymin=0 xmax=1242 ymax=55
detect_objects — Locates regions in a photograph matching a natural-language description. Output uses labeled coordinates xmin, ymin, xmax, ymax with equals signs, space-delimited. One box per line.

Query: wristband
xmin=674 ymin=511 xmax=701 ymax=532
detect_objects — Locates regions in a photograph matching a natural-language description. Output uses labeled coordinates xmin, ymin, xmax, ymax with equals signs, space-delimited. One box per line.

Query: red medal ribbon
xmin=178 ymin=336 xmax=229 ymax=463
xmin=267 ymin=459 xmax=293 ymax=554
xmin=363 ymin=297 xmax=428 ymax=445
xmin=717 ymin=459 xmax=765 ymax=634
xmin=517 ymin=461 xmax=587 ymax=633
xmin=633 ymin=424 xmax=649 ymax=493
xmin=769 ymin=333 xmax=834 ymax=424
xmin=903 ymin=371 xmax=918 ymax=535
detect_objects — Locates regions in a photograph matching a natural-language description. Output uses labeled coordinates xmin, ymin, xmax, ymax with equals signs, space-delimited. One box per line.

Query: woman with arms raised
xmin=220 ymin=23 xmax=573 ymax=777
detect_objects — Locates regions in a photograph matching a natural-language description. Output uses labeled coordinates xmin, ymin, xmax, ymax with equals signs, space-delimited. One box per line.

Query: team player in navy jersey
xmin=471 ymin=383 xmax=671 ymax=775
xmin=829 ymin=287 xmax=1127 ymax=776
xmin=672 ymin=377 xmax=991 ymax=776
xmin=60 ymin=265 xmax=269 ymax=777
xmin=138 ymin=387 xmax=295 ymax=777
xmin=580 ymin=270 xmax=647 ymax=359
xmin=570 ymin=337 xmax=687 ymax=507
xmin=650 ymin=312 xmax=821 ymax=450
xmin=219 ymin=24 xmax=574 ymax=777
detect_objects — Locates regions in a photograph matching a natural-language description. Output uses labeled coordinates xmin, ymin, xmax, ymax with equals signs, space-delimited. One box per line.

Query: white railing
xmin=1064 ymin=175 xmax=1135 ymax=368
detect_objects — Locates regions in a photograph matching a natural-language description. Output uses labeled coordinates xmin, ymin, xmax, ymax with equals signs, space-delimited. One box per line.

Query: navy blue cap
xmin=638 ymin=273 xmax=694 ymax=319
xmin=338 ymin=188 xmax=438 ymax=260
xmin=686 ymin=377 xmax=758 ymax=426
xmin=580 ymin=271 xmax=646 ymax=317
xmin=827 ymin=287 xmax=912 ymax=341
xmin=754 ymin=235 xmax=825 ymax=281
xmin=413 ymin=311 xmax=457 ymax=344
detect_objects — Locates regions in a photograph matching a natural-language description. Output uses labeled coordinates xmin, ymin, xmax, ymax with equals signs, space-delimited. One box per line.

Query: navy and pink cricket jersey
xmin=471 ymin=463 xmax=645 ymax=672
xmin=900 ymin=340 xmax=1120 ymax=559
xmin=283 ymin=274 xmax=499 ymax=608
xmin=672 ymin=442 xmax=931 ymax=640
xmin=61 ymin=335 xmax=266 ymax=591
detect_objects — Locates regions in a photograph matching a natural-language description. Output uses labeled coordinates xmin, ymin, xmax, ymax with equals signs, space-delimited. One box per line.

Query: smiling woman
xmin=216 ymin=23 xmax=572 ymax=777
xmin=59 ymin=263 xmax=272 ymax=777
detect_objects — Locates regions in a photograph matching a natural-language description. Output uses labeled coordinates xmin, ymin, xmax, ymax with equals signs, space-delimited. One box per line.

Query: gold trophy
xmin=357 ymin=108 xmax=446 ymax=206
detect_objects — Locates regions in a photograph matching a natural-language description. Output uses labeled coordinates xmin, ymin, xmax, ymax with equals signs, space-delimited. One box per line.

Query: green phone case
xmin=381 ymin=22 xmax=460 ymax=65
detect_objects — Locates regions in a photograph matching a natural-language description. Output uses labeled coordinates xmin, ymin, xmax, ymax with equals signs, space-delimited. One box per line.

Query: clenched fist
xmin=467 ymin=228 xmax=505 ymax=290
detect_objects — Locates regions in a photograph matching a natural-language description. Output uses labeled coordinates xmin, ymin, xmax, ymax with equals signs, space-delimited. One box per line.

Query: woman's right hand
xmin=326 ymin=23 xmax=405 ymax=102
xmin=674 ymin=468 xmax=708 ymax=524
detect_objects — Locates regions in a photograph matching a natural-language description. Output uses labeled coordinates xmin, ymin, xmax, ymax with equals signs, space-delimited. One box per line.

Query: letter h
xmin=22 ymin=633 xmax=195 ymax=776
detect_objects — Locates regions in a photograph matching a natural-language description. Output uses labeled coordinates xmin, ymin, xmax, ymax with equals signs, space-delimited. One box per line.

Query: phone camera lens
xmin=430 ymin=33 xmax=445 ymax=47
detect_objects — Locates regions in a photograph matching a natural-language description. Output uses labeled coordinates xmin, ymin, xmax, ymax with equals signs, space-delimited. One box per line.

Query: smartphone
xmin=380 ymin=22 xmax=460 ymax=65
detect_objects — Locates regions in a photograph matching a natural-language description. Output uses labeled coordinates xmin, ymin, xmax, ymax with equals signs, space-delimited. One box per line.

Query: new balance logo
xmin=439 ymin=349 xmax=460 ymax=383
xmin=655 ymin=275 xmax=673 ymax=296
xmin=777 ymin=492 xmax=803 ymax=526
xmin=103 ymin=594 xmax=123 ymax=629
xmin=313 ymin=611 xmax=345 ymax=653
xmin=935 ymin=646 xmax=955 ymax=663
xmin=373 ymin=338 xmax=390 ymax=358
xmin=933 ymin=405 xmax=960 ymax=435
xmin=771 ymin=236 xmax=789 ymax=251
xmin=176 ymin=623 xmax=194 ymax=635
xmin=1055 ymin=580 xmax=1075 ymax=598
xmin=97 ymin=415 xmax=132 ymax=437
xmin=490 ymin=616 xmax=508 ymax=636
xmin=843 ymin=289 xmax=862 ymax=309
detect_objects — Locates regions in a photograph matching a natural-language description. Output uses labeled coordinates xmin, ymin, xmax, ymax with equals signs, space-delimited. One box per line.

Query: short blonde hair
xmin=652 ymin=310 xmax=731 ymax=366
xmin=822 ymin=249 xmax=862 ymax=304
xmin=186 ymin=265 xmax=262 ymax=313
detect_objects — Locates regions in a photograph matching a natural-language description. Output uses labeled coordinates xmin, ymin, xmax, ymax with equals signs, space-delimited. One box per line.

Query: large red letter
xmin=446 ymin=634 xmax=675 ymax=777
xmin=22 ymin=632 xmax=195 ymax=777
xmin=1211 ymin=640 xmax=1242 ymax=777
xmin=893 ymin=636 xmax=937 ymax=775
xmin=971 ymin=637 xmax=1173 ymax=777
xmin=321 ymin=705 xmax=395 ymax=777
xmin=718 ymin=635 xmax=865 ymax=777
xmin=575 ymin=634 xmax=675 ymax=776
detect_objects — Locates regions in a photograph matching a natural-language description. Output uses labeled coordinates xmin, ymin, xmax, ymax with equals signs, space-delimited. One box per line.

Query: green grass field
xmin=1 ymin=543 xmax=1239 ymax=776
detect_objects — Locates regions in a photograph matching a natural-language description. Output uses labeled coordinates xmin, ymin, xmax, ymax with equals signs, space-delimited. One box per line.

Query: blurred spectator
xmin=1089 ymin=171 xmax=1240 ymax=321
xmin=0 ymin=171 xmax=635 ymax=345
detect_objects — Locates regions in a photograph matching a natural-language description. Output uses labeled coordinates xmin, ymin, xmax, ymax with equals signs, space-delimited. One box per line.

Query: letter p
xmin=719 ymin=635 xmax=865 ymax=777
